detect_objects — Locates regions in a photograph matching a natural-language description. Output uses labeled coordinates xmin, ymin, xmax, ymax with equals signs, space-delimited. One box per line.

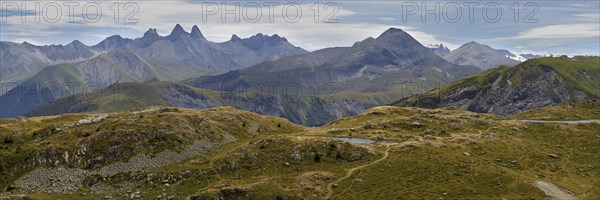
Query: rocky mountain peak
xmin=230 ymin=34 xmax=242 ymax=42
xmin=143 ymin=28 xmax=159 ymax=38
xmin=190 ymin=25 xmax=204 ymax=39
xmin=168 ymin=24 xmax=189 ymax=39
xmin=377 ymin=28 xmax=410 ymax=39
xmin=67 ymin=40 xmax=85 ymax=47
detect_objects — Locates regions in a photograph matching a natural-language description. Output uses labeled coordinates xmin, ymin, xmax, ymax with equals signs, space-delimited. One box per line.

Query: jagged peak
xmin=230 ymin=34 xmax=242 ymax=42
xmin=190 ymin=25 xmax=204 ymax=39
xmin=246 ymin=33 xmax=288 ymax=43
xmin=377 ymin=27 xmax=409 ymax=38
xmin=143 ymin=28 xmax=159 ymax=38
xmin=169 ymin=24 xmax=188 ymax=37
xmin=67 ymin=40 xmax=85 ymax=47
xmin=107 ymin=35 xmax=124 ymax=40
xmin=464 ymin=41 xmax=481 ymax=46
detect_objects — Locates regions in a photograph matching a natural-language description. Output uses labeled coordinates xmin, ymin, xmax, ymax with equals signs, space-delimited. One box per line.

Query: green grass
xmin=2 ymin=104 xmax=600 ymax=199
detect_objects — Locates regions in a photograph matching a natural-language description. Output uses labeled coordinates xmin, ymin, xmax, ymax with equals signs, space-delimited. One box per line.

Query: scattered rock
xmin=439 ymin=129 xmax=448 ymax=135
xmin=548 ymin=154 xmax=560 ymax=159
xmin=332 ymin=183 xmax=338 ymax=188
xmin=463 ymin=152 xmax=472 ymax=156
xmin=354 ymin=179 xmax=362 ymax=183
xmin=328 ymin=128 xmax=344 ymax=133
xmin=412 ymin=122 xmax=424 ymax=128
xmin=423 ymin=129 xmax=434 ymax=135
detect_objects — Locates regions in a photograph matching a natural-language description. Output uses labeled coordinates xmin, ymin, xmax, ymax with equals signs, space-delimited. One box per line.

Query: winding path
xmin=324 ymin=144 xmax=391 ymax=199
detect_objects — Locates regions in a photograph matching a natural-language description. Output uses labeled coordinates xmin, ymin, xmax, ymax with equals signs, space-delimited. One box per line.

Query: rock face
xmin=395 ymin=56 xmax=600 ymax=116
xmin=443 ymin=41 xmax=520 ymax=70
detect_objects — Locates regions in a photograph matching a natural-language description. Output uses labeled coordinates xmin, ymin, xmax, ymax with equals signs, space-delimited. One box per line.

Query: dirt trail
xmin=534 ymin=181 xmax=576 ymax=200
xmin=324 ymin=144 xmax=391 ymax=199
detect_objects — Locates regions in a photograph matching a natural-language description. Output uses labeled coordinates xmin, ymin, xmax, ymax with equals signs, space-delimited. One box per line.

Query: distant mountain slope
xmin=394 ymin=56 xmax=600 ymax=115
xmin=0 ymin=50 xmax=166 ymax=118
xmin=0 ymin=40 xmax=96 ymax=85
xmin=26 ymin=81 xmax=387 ymax=126
xmin=443 ymin=41 xmax=520 ymax=70
xmin=0 ymin=24 xmax=307 ymax=94
xmin=187 ymin=28 xmax=479 ymax=95
xmin=0 ymin=24 xmax=307 ymax=118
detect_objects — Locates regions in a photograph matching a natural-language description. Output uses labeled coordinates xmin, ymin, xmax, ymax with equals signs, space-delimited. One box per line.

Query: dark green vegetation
xmin=1 ymin=103 xmax=599 ymax=199
xmin=394 ymin=56 xmax=600 ymax=116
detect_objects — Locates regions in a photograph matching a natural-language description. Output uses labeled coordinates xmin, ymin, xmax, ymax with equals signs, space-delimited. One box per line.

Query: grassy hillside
xmin=2 ymin=104 xmax=599 ymax=199
xmin=509 ymin=100 xmax=600 ymax=120
xmin=394 ymin=56 xmax=600 ymax=114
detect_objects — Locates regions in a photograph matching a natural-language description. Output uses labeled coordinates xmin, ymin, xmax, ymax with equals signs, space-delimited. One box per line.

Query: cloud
xmin=502 ymin=24 xmax=600 ymax=40
xmin=568 ymin=3 xmax=594 ymax=8
xmin=379 ymin=17 xmax=395 ymax=21
xmin=0 ymin=0 xmax=454 ymax=51
xmin=574 ymin=13 xmax=600 ymax=21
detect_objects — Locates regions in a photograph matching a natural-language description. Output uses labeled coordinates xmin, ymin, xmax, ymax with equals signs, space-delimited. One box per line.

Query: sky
xmin=1 ymin=0 xmax=599 ymax=56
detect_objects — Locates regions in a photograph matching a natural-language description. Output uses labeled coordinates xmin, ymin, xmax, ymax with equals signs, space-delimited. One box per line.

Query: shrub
xmin=314 ymin=153 xmax=321 ymax=163
xmin=3 ymin=136 xmax=13 ymax=144
xmin=0 ymin=157 xmax=6 ymax=172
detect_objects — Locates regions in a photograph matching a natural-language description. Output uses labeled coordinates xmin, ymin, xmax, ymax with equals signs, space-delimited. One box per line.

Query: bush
xmin=0 ymin=157 xmax=6 ymax=171
xmin=3 ymin=136 xmax=13 ymax=144
xmin=314 ymin=153 xmax=321 ymax=163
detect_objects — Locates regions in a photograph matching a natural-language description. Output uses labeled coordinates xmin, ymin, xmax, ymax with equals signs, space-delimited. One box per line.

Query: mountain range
xmin=188 ymin=28 xmax=479 ymax=97
xmin=0 ymin=24 xmax=306 ymax=93
xmin=21 ymin=28 xmax=481 ymax=125
xmin=0 ymin=24 xmax=307 ymax=118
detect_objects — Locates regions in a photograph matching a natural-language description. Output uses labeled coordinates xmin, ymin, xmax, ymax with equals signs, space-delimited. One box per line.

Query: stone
xmin=463 ymin=152 xmax=471 ymax=156
xmin=548 ymin=154 xmax=560 ymax=159
xmin=354 ymin=179 xmax=362 ymax=183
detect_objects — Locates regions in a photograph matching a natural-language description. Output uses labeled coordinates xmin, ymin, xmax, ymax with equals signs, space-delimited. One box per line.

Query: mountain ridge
xmin=393 ymin=56 xmax=600 ymax=115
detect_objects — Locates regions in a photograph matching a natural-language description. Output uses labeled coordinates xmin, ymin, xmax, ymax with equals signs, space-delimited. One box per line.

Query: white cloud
xmin=574 ymin=13 xmax=600 ymax=21
xmin=0 ymin=0 xmax=455 ymax=51
xmin=379 ymin=17 xmax=395 ymax=21
xmin=568 ymin=3 xmax=594 ymax=8
xmin=502 ymin=24 xmax=600 ymax=40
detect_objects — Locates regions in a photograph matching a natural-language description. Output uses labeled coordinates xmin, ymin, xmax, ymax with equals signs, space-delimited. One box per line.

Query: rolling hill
xmin=1 ymin=104 xmax=598 ymax=199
